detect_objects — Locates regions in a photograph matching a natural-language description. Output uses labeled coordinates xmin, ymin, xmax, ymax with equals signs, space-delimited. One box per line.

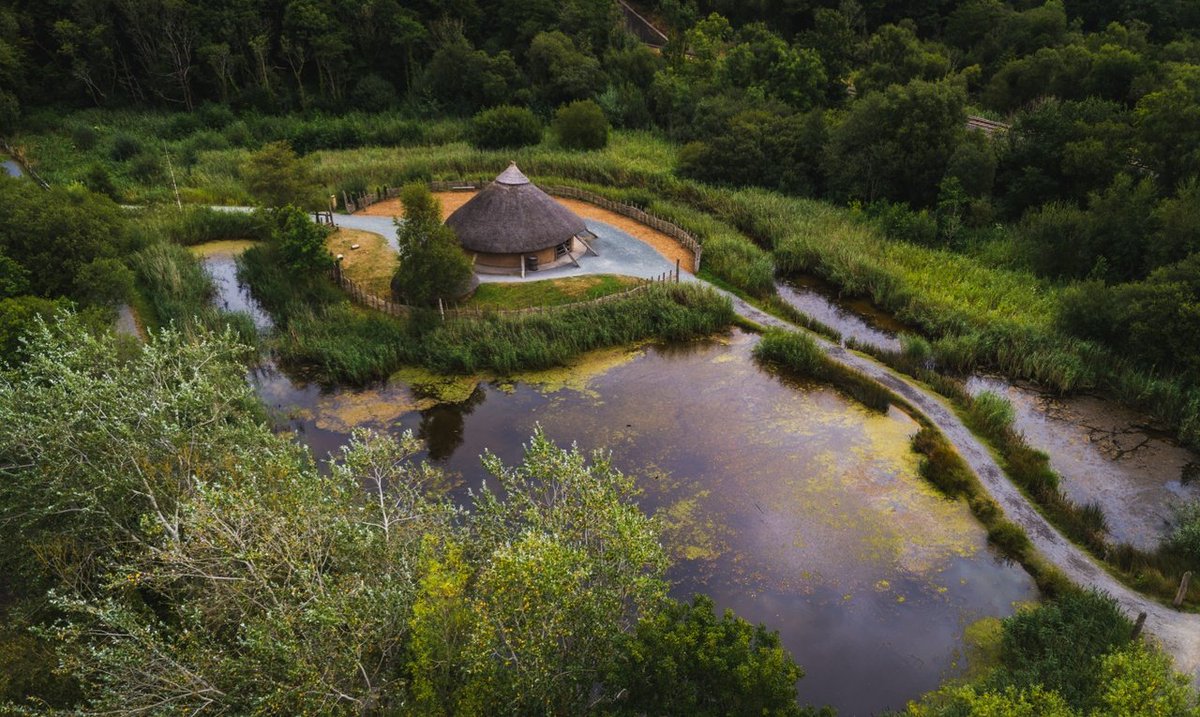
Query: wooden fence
xmin=330 ymin=266 xmax=680 ymax=321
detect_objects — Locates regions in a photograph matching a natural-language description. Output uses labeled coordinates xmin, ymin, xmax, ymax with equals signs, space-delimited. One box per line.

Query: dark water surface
xmin=773 ymin=274 xmax=1200 ymax=553
xmin=204 ymin=249 xmax=1038 ymax=715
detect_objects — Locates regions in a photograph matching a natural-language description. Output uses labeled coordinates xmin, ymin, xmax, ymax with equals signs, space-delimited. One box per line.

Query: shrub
xmin=352 ymin=74 xmax=399 ymax=112
xmin=987 ymin=520 xmax=1031 ymax=559
xmin=754 ymin=330 xmax=892 ymax=412
xmin=71 ymin=124 xmax=98 ymax=150
xmin=83 ymin=164 xmax=119 ymax=200
xmin=470 ymin=106 xmax=542 ymax=150
xmin=552 ymin=99 xmax=610 ymax=150
xmin=966 ymin=390 xmax=1016 ymax=442
xmin=110 ymin=133 xmax=143 ymax=161
xmin=128 ymin=152 xmax=162 ymax=182
xmin=911 ymin=427 xmax=974 ymax=497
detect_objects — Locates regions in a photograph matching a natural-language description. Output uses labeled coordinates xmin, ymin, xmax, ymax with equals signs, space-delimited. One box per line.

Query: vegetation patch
xmin=753 ymin=330 xmax=892 ymax=412
xmin=465 ymin=275 xmax=642 ymax=311
xmin=326 ymin=228 xmax=397 ymax=296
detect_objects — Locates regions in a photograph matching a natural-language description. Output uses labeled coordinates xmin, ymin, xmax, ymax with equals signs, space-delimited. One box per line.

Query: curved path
xmin=725 ymin=293 xmax=1200 ymax=683
xmin=326 ymin=207 xmax=1200 ymax=678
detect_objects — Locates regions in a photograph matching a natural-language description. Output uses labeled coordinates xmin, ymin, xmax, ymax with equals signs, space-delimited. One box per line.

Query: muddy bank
xmin=968 ymin=376 xmax=1200 ymax=550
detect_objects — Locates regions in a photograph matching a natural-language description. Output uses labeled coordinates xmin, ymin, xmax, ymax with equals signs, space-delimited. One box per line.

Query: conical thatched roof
xmin=445 ymin=164 xmax=587 ymax=254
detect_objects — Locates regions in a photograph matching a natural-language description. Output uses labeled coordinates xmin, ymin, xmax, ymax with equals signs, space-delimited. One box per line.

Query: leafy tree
xmin=552 ymin=98 xmax=610 ymax=149
xmin=1094 ymin=645 xmax=1199 ymax=717
xmin=855 ymin=23 xmax=951 ymax=96
xmin=470 ymin=105 xmax=543 ymax=149
xmin=0 ymin=181 xmax=132 ymax=302
xmin=272 ymin=205 xmax=333 ymax=273
xmin=0 ymin=251 xmax=30 ymax=299
xmin=677 ymin=109 xmax=827 ymax=195
xmin=610 ymin=594 xmax=821 ymax=717
xmin=391 ymin=184 xmax=472 ymax=305
xmin=423 ymin=34 xmax=524 ymax=114
xmin=1150 ymin=178 xmax=1200 ymax=268
xmin=527 ymin=31 xmax=605 ymax=108
xmin=1135 ymin=65 xmax=1200 ymax=190
xmin=242 ymin=140 xmax=316 ymax=208
xmin=826 ymin=78 xmax=967 ymax=206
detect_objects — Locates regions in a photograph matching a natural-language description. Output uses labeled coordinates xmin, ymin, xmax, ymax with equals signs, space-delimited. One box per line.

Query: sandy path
xmin=359 ymin=192 xmax=695 ymax=274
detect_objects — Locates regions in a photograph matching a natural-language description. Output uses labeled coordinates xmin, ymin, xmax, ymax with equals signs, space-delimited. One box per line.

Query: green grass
xmin=464 ymin=276 xmax=644 ymax=310
xmin=752 ymin=330 xmax=892 ymax=412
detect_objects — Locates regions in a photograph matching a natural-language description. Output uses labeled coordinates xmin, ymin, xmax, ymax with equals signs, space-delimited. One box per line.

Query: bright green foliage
xmin=991 ymin=590 xmax=1132 ymax=712
xmin=611 ymin=594 xmax=818 ymax=717
xmin=910 ymin=685 xmax=1076 ymax=717
xmin=242 ymin=141 xmax=316 ymax=208
xmin=553 ymin=99 xmax=610 ymax=150
xmin=1094 ymin=645 xmax=1199 ymax=717
xmin=390 ymin=183 xmax=472 ymax=305
xmin=272 ymin=204 xmax=333 ymax=274
xmin=470 ymin=105 xmax=543 ymax=150
xmin=466 ymin=432 xmax=669 ymax=714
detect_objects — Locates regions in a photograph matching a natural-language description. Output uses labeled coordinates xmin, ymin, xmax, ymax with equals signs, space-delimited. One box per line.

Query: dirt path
xmin=359 ymin=192 xmax=696 ymax=274
xmin=723 ymin=290 xmax=1200 ymax=683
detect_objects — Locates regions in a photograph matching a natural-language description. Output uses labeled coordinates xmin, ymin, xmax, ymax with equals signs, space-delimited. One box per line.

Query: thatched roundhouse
xmin=446 ymin=164 xmax=594 ymax=273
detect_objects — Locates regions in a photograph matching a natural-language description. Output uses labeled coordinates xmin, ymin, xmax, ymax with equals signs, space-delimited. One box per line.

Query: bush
xmin=552 ymin=99 xmax=610 ymax=150
xmin=71 ymin=124 xmax=98 ymax=150
xmin=352 ymin=74 xmax=399 ymax=112
xmin=83 ymin=164 xmax=119 ymax=200
xmin=966 ymin=390 xmax=1016 ymax=442
xmin=128 ymin=152 xmax=162 ymax=182
xmin=109 ymin=133 xmax=143 ymax=161
xmin=470 ymin=105 xmax=543 ymax=150
xmin=911 ymin=426 xmax=974 ymax=497
xmin=987 ymin=520 xmax=1031 ymax=559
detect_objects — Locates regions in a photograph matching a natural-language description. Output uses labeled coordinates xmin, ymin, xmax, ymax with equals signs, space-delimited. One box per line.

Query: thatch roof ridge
xmin=445 ymin=163 xmax=587 ymax=254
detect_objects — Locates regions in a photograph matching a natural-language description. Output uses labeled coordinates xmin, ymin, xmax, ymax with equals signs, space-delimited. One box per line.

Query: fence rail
xmin=329 ymin=267 xmax=679 ymax=321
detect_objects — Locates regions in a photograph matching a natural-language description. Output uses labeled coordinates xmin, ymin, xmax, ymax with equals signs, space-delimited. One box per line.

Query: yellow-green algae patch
xmin=311 ymin=387 xmax=438 ymax=433
xmin=657 ymin=490 xmax=731 ymax=563
xmin=188 ymin=239 xmax=259 ymax=257
xmin=497 ymin=344 xmax=646 ymax=398
xmin=956 ymin=617 xmax=1004 ymax=679
xmin=390 ymin=365 xmax=480 ymax=404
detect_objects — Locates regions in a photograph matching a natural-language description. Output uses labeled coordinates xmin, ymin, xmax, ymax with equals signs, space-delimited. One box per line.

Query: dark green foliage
xmin=911 ymin=426 xmax=974 ymax=497
xmin=272 ymin=205 xmax=333 ymax=274
xmin=987 ymin=520 xmax=1032 ymax=559
xmin=470 ymin=106 xmax=543 ymax=150
xmin=390 ymin=184 xmax=472 ymax=306
xmin=527 ymin=31 xmax=606 ymax=108
xmin=0 ymin=295 xmax=65 ymax=362
xmin=991 ymin=590 xmax=1132 ymax=712
xmin=0 ymin=180 xmax=132 ymax=304
xmin=109 ymin=133 xmax=143 ymax=161
xmin=826 ymin=78 xmax=967 ymax=207
xmin=351 ymin=74 xmax=398 ymax=112
xmin=753 ymin=330 xmax=892 ymax=412
xmin=0 ymin=251 xmax=29 ymax=298
xmin=610 ymin=595 xmax=826 ymax=717
xmin=677 ymin=110 xmax=827 ymax=196
xmin=552 ymin=100 xmax=610 ymax=150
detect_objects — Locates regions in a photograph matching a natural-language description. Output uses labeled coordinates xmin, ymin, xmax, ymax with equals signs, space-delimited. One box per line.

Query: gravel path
xmin=724 ymin=292 xmax=1200 ymax=682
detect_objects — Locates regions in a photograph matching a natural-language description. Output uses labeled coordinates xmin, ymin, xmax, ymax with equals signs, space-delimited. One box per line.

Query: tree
xmin=272 ymin=204 xmax=333 ymax=273
xmin=470 ymin=105 xmax=543 ymax=149
xmin=826 ymin=78 xmax=967 ymax=206
xmin=390 ymin=184 xmax=472 ymax=305
xmin=552 ymin=99 xmax=610 ymax=149
xmin=242 ymin=141 xmax=316 ymax=208
xmin=610 ymin=595 xmax=818 ymax=717
xmin=527 ymin=31 xmax=605 ymax=108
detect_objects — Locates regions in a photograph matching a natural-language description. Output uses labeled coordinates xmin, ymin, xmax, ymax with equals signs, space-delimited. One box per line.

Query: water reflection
xmin=776 ymin=276 xmax=906 ymax=352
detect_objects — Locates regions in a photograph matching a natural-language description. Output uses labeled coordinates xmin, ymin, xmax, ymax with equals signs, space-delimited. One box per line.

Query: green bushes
xmin=987 ymin=520 xmax=1032 ymax=559
xmin=911 ymin=427 xmax=974 ymax=497
xmin=753 ymin=330 xmax=892 ymax=412
xmin=470 ymin=106 xmax=543 ymax=150
xmin=553 ymin=100 xmax=610 ymax=150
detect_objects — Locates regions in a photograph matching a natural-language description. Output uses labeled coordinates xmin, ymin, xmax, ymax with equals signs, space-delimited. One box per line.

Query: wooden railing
xmin=329 ymin=267 xmax=680 ymax=321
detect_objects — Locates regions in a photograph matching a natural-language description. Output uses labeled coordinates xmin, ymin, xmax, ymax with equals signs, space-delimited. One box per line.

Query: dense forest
xmin=4 ymin=0 xmax=1200 ymax=714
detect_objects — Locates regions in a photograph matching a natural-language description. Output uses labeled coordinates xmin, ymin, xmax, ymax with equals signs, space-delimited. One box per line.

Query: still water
xmin=776 ymin=274 xmax=1200 ymax=553
xmin=200 ymin=246 xmax=1037 ymax=714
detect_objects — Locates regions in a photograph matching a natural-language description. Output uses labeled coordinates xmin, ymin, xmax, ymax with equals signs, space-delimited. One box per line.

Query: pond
xmin=774 ymin=274 xmax=1200 ymax=553
xmin=199 ymin=247 xmax=1037 ymax=714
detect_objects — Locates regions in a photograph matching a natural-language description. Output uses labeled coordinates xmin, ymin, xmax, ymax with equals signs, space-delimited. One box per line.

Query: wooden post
xmin=438 ymin=298 xmax=445 ymax=322
xmin=1131 ymin=611 xmax=1148 ymax=639
xmin=675 ymin=258 xmax=680 ymax=283
xmin=1174 ymin=571 xmax=1192 ymax=608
